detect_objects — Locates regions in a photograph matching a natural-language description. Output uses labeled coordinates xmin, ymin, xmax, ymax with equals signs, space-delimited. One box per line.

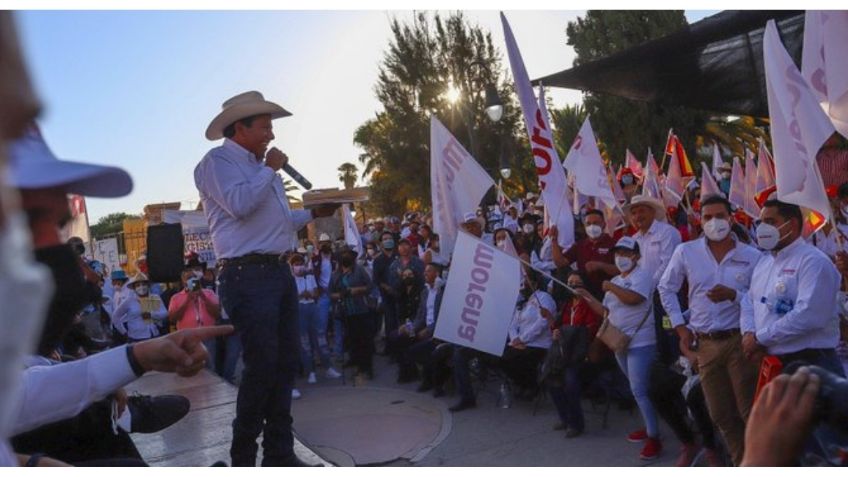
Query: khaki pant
xmin=696 ymin=334 xmax=758 ymax=466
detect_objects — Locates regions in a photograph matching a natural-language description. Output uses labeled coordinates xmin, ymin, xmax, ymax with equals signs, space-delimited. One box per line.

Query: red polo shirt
xmin=563 ymin=234 xmax=616 ymax=296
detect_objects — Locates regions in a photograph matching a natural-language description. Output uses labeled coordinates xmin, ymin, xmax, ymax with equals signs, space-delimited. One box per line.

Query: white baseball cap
xmin=8 ymin=124 xmax=133 ymax=197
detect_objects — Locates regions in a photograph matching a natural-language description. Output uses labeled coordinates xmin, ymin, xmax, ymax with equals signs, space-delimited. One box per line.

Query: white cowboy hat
xmin=205 ymin=91 xmax=291 ymax=141
xmin=318 ymin=233 xmax=331 ymax=242
xmin=125 ymin=272 xmax=150 ymax=288
xmin=8 ymin=124 xmax=133 ymax=197
xmin=623 ymin=195 xmax=667 ymax=222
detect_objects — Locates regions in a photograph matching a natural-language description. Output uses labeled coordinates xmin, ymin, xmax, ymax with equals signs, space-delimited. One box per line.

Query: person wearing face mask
xmin=547 ymin=271 xmax=601 ymax=438
xmin=718 ymin=163 xmax=732 ymax=196
xmin=167 ymin=270 xmax=221 ymax=370
xmin=550 ymin=209 xmax=617 ymax=298
xmin=112 ymin=273 xmax=167 ymax=342
xmin=311 ymin=233 xmax=339 ymax=361
xmin=809 ymin=183 xmax=848 ymax=259
xmin=658 ymin=195 xmax=762 ymax=466
xmin=289 ymin=254 xmax=341 ymax=385
xmin=329 ymin=249 xmax=375 ymax=381
xmin=416 ymin=224 xmax=432 ymax=258
xmin=577 ymin=236 xmax=661 ymax=460
xmin=387 ymin=238 xmax=424 ymax=327
xmin=4 ymin=121 xmax=233 ymax=466
xmin=373 ymin=231 xmax=400 ymax=350
xmin=741 ymin=200 xmax=844 ymax=377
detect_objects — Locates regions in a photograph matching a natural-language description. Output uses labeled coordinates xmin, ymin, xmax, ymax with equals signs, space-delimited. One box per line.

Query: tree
xmin=565 ymin=11 xmax=709 ymax=166
xmin=90 ymin=212 xmax=141 ymax=239
xmin=337 ymin=162 xmax=359 ymax=189
xmin=283 ymin=178 xmax=301 ymax=204
xmin=355 ymin=12 xmax=533 ymax=215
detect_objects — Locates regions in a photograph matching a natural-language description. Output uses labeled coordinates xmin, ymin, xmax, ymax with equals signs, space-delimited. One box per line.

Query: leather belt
xmin=218 ymin=253 xmax=284 ymax=268
xmin=695 ymin=328 xmax=740 ymax=341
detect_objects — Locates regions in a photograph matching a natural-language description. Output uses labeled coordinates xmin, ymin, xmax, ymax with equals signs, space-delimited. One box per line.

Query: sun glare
xmin=445 ymin=83 xmax=461 ymax=104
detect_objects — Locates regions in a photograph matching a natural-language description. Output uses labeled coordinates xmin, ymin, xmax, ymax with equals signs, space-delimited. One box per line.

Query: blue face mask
xmin=383 ymin=239 xmax=395 ymax=250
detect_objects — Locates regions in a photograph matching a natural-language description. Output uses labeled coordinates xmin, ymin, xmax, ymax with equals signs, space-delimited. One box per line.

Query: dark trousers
xmin=344 ymin=312 xmax=375 ymax=374
xmin=407 ymin=338 xmax=448 ymax=388
xmin=778 ymin=348 xmax=846 ymax=377
xmin=549 ymin=366 xmax=585 ymax=431
xmin=649 ymin=363 xmax=718 ymax=450
xmin=453 ymin=346 xmax=477 ymax=401
xmin=500 ymin=346 xmax=546 ymax=390
xmin=12 ymin=398 xmax=141 ymax=464
xmin=218 ymin=261 xmax=299 ymax=467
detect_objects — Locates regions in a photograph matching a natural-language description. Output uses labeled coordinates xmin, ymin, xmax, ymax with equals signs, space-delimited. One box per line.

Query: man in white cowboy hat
xmin=195 ymin=90 xmax=336 ymax=467
xmin=623 ymin=195 xmax=681 ymax=287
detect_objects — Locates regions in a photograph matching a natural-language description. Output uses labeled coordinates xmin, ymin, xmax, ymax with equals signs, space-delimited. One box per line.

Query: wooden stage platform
xmin=124 ymin=370 xmax=330 ymax=467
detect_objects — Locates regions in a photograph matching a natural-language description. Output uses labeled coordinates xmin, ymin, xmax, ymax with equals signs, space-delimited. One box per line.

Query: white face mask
xmin=496 ymin=239 xmax=506 ymax=249
xmin=134 ymin=284 xmax=149 ymax=296
xmin=756 ymin=221 xmax=789 ymax=251
xmin=0 ymin=213 xmax=53 ymax=439
xmin=703 ymin=218 xmax=731 ymax=242
xmin=522 ymin=224 xmax=535 ymax=234
xmin=614 ymin=255 xmax=634 ymax=273
xmin=585 ymin=224 xmax=603 ymax=239
xmin=721 ymin=172 xmax=731 ymax=180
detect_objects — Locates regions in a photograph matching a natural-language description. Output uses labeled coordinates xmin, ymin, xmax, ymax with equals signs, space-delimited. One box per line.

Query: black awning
xmin=533 ymin=10 xmax=805 ymax=117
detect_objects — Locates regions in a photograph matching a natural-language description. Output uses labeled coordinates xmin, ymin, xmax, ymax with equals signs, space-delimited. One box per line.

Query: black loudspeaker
xmin=146 ymin=223 xmax=185 ymax=283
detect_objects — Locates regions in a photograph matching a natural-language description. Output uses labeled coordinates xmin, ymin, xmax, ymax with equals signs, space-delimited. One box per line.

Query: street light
xmin=484 ymin=83 xmax=504 ymax=122
xmin=499 ymin=139 xmax=512 ymax=179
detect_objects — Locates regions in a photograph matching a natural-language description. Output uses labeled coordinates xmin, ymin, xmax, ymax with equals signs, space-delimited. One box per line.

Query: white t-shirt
xmin=295 ymin=274 xmax=318 ymax=304
xmin=603 ymin=264 xmax=656 ymax=349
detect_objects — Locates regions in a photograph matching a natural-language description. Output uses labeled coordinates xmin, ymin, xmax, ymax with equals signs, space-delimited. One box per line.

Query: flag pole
xmin=514 ymin=255 xmax=577 ymax=294
xmin=659 ymin=128 xmax=673 ymax=172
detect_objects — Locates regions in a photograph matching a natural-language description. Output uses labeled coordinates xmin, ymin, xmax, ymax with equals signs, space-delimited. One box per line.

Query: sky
xmin=15 ymin=10 xmax=715 ymax=223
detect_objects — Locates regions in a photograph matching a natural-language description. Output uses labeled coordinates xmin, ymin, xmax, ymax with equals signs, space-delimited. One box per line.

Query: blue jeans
xmin=549 ymin=366 xmax=584 ymax=431
xmin=218 ymin=261 xmax=299 ymax=467
xmin=220 ymin=332 xmax=242 ymax=384
xmin=615 ymin=344 xmax=659 ymax=438
xmin=316 ymin=295 xmax=340 ymax=357
xmin=297 ymin=302 xmax=331 ymax=373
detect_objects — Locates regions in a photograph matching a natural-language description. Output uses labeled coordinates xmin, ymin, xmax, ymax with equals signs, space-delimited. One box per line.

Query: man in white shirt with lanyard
xmin=195 ymin=91 xmax=336 ymax=467
xmin=741 ymin=200 xmax=844 ymax=377
xmin=658 ymin=195 xmax=761 ymax=465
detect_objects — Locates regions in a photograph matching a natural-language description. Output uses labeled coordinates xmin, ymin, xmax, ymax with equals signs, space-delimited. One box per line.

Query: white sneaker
xmin=325 ymin=367 xmax=342 ymax=379
xmin=292 ymin=388 xmax=302 ymax=400
xmin=307 ymin=372 xmax=317 ymax=384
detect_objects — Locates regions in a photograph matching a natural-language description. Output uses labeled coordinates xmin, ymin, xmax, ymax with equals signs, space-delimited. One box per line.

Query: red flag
xmin=625 ymin=149 xmax=644 ymax=179
xmin=665 ymin=134 xmax=695 ymax=178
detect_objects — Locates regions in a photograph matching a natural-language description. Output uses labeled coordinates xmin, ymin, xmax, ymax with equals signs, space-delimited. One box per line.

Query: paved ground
xmin=291 ymin=351 xmax=687 ymax=467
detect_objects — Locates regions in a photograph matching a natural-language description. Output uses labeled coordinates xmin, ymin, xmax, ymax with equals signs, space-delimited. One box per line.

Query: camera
xmin=187 ymin=277 xmax=201 ymax=292
xmin=782 ymin=361 xmax=848 ymax=432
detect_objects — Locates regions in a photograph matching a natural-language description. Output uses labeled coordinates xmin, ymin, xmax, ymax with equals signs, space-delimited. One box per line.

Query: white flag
xmin=563 ymin=117 xmax=616 ymax=204
xmin=434 ymin=231 xmax=521 ymax=357
xmin=755 ymin=140 xmax=777 ymax=207
xmin=502 ymin=13 xmax=575 ymax=251
xmin=728 ymin=156 xmax=746 ymax=211
xmin=699 ymin=162 xmax=723 ymax=203
xmin=641 ymin=151 xmax=663 ymax=200
xmin=430 ymin=116 xmax=495 ymax=260
xmin=341 ymin=204 xmax=363 ymax=257
xmin=743 ymin=152 xmax=761 ymax=219
xmin=711 ymin=143 xmax=723 ymax=182
xmin=764 ymin=19 xmax=834 ymax=223
xmin=802 ymin=11 xmax=848 ymax=137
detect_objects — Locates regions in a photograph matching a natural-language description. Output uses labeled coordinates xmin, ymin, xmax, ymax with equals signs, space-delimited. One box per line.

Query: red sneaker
xmin=675 ymin=443 xmax=699 ymax=466
xmin=627 ymin=428 xmax=647 ymax=443
xmin=640 ymin=437 xmax=662 ymax=461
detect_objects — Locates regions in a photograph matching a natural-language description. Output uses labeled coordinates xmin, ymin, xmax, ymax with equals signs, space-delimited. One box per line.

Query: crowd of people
xmin=0 ymin=14 xmax=846 ymax=465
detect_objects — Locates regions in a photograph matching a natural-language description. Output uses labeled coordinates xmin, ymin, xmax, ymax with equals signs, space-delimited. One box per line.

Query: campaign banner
xmin=92 ymin=238 xmax=121 ymax=274
xmin=434 ymin=232 xmax=520 ymax=357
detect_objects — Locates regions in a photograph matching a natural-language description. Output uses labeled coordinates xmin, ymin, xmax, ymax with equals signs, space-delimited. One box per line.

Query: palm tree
xmin=283 ymin=178 xmax=301 ymax=204
xmin=338 ymin=162 xmax=359 ymax=189
xmin=696 ymin=115 xmax=770 ymax=158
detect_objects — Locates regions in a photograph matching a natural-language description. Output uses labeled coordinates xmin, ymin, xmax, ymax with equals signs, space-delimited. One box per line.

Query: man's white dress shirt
xmin=741 ymin=237 xmax=841 ymax=355
xmin=194 ymin=139 xmax=311 ymax=259
xmin=659 ymin=237 xmax=762 ymax=332
xmin=632 ymin=219 xmax=682 ymax=286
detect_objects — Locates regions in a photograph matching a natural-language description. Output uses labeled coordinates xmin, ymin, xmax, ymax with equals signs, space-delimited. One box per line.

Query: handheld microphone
xmin=282 ymin=163 xmax=312 ymax=190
